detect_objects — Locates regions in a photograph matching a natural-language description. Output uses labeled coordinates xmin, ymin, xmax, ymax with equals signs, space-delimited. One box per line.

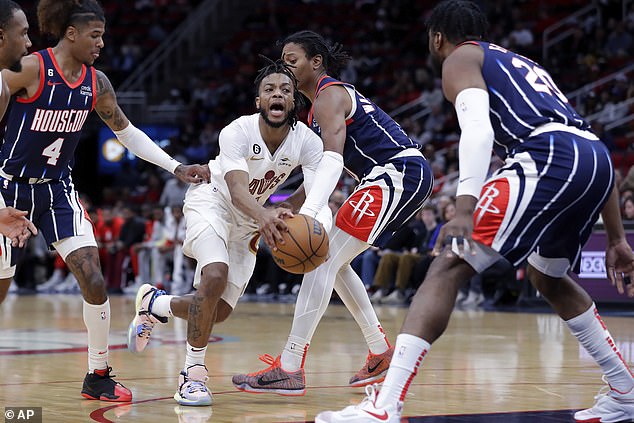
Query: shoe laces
xmin=355 ymin=384 xmax=380 ymax=409
xmin=137 ymin=316 xmax=155 ymax=339
xmin=94 ymin=366 xmax=115 ymax=379
xmin=182 ymin=369 xmax=209 ymax=393
xmin=184 ymin=379 xmax=209 ymax=394
xmin=246 ymin=354 xmax=282 ymax=376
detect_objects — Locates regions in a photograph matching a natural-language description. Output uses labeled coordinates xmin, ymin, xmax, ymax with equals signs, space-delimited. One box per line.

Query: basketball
xmin=271 ymin=214 xmax=329 ymax=274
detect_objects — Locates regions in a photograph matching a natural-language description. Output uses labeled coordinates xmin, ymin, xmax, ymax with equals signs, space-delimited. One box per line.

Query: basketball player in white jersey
xmin=126 ymin=60 xmax=332 ymax=406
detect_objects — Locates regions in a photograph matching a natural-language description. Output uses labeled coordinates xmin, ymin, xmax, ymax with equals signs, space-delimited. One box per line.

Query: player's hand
xmin=174 ymin=164 xmax=211 ymax=184
xmin=432 ymin=213 xmax=474 ymax=259
xmin=257 ymin=207 xmax=293 ymax=250
xmin=0 ymin=207 xmax=38 ymax=248
xmin=605 ymin=239 xmax=634 ymax=297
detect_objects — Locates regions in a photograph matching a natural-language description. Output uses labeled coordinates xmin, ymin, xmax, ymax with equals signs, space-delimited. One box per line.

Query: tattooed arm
xmin=94 ymin=71 xmax=210 ymax=183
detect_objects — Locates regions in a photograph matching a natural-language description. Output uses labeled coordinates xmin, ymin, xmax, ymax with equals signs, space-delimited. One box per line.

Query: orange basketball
xmin=271 ymin=214 xmax=329 ymax=274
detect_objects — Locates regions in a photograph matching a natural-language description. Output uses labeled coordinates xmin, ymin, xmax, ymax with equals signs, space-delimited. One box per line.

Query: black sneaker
xmin=81 ymin=367 xmax=132 ymax=402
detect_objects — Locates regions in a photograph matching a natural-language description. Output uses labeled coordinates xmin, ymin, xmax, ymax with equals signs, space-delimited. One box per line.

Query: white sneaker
xmin=127 ymin=284 xmax=168 ymax=353
xmin=460 ymin=291 xmax=485 ymax=308
xmin=381 ymin=290 xmax=406 ymax=305
xmin=575 ymin=385 xmax=634 ymax=423
xmin=315 ymin=384 xmax=402 ymax=423
xmin=370 ymin=289 xmax=386 ymax=304
xmin=174 ymin=364 xmax=213 ymax=406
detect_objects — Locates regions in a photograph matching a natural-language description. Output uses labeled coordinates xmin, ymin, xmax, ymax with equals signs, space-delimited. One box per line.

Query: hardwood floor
xmin=1 ymin=294 xmax=632 ymax=422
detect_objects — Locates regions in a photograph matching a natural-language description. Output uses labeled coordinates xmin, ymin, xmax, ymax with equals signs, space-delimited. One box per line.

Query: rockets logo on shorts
xmin=472 ymin=179 xmax=510 ymax=247
xmin=336 ymin=185 xmax=383 ymax=242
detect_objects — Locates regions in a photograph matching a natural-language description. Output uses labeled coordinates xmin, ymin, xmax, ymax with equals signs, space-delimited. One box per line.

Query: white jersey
xmin=210 ymin=113 xmax=323 ymax=219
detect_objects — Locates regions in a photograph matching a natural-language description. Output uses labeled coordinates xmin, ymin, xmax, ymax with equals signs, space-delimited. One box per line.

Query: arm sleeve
xmin=113 ymin=123 xmax=181 ymax=174
xmin=454 ymin=88 xmax=495 ymax=198
xmin=216 ymin=123 xmax=249 ymax=173
xmin=299 ymin=150 xmax=344 ymax=217
xmin=299 ymin=130 xmax=324 ymax=203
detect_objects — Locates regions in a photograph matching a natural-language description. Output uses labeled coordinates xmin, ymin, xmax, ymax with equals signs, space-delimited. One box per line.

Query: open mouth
xmin=269 ymin=103 xmax=285 ymax=117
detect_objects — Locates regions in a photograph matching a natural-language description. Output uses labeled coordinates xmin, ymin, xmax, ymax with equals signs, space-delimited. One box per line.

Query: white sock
xmin=566 ymin=303 xmax=634 ymax=393
xmin=281 ymin=335 xmax=309 ymax=372
xmin=83 ymin=299 xmax=110 ymax=372
xmin=376 ymin=333 xmax=430 ymax=408
xmin=335 ymin=266 xmax=390 ymax=355
xmin=185 ymin=342 xmax=207 ymax=368
xmin=151 ymin=295 xmax=174 ymax=318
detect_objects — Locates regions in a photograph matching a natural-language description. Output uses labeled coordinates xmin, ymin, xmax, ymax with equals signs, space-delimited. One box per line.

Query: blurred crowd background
xmin=8 ymin=0 xmax=634 ymax=309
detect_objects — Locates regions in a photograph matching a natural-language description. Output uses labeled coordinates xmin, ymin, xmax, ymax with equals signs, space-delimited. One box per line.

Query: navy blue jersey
xmin=472 ymin=41 xmax=589 ymax=159
xmin=308 ymin=76 xmax=420 ymax=180
xmin=0 ymin=48 xmax=96 ymax=180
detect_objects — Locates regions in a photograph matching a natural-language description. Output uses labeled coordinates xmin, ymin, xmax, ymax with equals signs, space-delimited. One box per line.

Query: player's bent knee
xmin=198 ymin=265 xmax=228 ymax=299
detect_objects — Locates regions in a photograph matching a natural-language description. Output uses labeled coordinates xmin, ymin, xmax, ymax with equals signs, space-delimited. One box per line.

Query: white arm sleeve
xmin=114 ymin=123 xmax=181 ymax=174
xmin=454 ymin=88 xmax=495 ymax=198
xmin=299 ymin=150 xmax=344 ymax=217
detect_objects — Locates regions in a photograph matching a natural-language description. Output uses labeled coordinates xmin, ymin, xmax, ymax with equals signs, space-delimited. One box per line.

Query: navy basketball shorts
xmin=471 ymin=131 xmax=613 ymax=277
xmin=335 ymin=149 xmax=433 ymax=248
xmin=0 ymin=175 xmax=89 ymax=268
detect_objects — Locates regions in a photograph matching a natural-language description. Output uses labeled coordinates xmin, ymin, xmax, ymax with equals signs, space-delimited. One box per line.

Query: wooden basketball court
xmin=1 ymin=294 xmax=632 ymax=422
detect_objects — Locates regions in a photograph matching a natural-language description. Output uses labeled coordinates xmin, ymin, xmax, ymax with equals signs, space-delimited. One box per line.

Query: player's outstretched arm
xmin=0 ymin=207 xmax=37 ymax=248
xmin=601 ymin=183 xmax=634 ymax=296
xmin=225 ymin=169 xmax=291 ymax=250
xmin=93 ymin=70 xmax=210 ymax=184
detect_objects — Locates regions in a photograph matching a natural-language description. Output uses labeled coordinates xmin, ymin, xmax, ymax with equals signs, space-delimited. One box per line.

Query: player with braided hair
xmin=125 ymin=59 xmax=332 ymax=406
xmin=317 ymin=1 xmax=634 ymax=421
xmin=232 ymin=29 xmax=433 ymax=396
xmin=0 ymin=0 xmax=210 ymax=402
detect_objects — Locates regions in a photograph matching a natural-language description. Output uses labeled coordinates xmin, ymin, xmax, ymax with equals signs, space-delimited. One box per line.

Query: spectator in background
xmin=114 ymin=206 xmax=148 ymax=290
xmin=160 ymin=177 xmax=189 ymax=208
xmin=370 ymin=214 xmax=426 ymax=304
xmin=96 ymin=208 xmax=124 ymax=293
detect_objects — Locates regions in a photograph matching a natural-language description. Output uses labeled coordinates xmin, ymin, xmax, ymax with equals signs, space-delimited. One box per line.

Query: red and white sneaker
xmin=349 ymin=346 xmax=394 ymax=388
xmin=315 ymin=384 xmax=402 ymax=423
xmin=127 ymin=284 xmax=168 ymax=353
xmin=575 ymin=382 xmax=634 ymax=423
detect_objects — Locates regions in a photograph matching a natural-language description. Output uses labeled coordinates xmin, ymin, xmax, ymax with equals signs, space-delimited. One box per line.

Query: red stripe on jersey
xmin=472 ymin=179 xmax=510 ymax=247
xmin=16 ymin=53 xmax=45 ymax=104
xmin=91 ymin=67 xmax=97 ymax=111
xmin=335 ymin=185 xmax=383 ymax=242
xmin=48 ymin=48 xmax=86 ymax=89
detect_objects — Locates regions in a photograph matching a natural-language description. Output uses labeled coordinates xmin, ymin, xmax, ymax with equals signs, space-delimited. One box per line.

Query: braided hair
xmin=254 ymin=56 xmax=303 ymax=128
xmin=0 ymin=0 xmax=21 ymax=30
xmin=426 ymin=0 xmax=488 ymax=45
xmin=37 ymin=0 xmax=105 ymax=40
xmin=280 ymin=30 xmax=350 ymax=79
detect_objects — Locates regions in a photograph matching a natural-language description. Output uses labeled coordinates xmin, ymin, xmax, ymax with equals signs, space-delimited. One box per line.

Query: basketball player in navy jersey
xmin=0 ymin=0 xmax=209 ymax=402
xmin=0 ymin=0 xmax=38 ymax=248
xmin=316 ymin=1 xmax=634 ymax=422
xmin=232 ymin=30 xmax=434 ymax=395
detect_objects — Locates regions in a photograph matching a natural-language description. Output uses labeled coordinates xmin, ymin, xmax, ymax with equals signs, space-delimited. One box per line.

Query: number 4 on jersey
xmin=42 ymin=137 xmax=64 ymax=165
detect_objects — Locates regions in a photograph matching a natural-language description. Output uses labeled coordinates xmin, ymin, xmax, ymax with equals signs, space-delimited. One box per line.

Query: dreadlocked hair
xmin=280 ymin=30 xmax=350 ymax=79
xmin=254 ymin=55 xmax=303 ymax=129
xmin=37 ymin=0 xmax=105 ymax=40
xmin=426 ymin=0 xmax=488 ymax=45
xmin=0 ymin=0 xmax=21 ymax=30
